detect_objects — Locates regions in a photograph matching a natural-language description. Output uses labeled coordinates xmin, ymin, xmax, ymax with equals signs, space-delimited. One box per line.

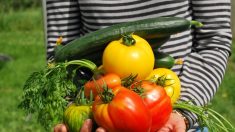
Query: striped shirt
xmin=42 ymin=0 xmax=232 ymax=131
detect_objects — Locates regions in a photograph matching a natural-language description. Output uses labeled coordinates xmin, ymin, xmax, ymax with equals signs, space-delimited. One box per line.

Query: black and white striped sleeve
xmin=178 ymin=0 xmax=232 ymax=128
xmin=42 ymin=0 xmax=81 ymax=60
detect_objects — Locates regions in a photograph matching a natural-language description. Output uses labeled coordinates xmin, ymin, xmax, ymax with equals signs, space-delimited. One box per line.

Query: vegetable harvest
xmin=18 ymin=16 xmax=235 ymax=132
xmin=92 ymin=86 xmax=152 ymax=132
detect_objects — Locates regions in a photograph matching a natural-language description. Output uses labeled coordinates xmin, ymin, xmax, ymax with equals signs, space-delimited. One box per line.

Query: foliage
xmin=0 ymin=8 xmax=43 ymax=32
xmin=18 ymin=58 xmax=98 ymax=131
xmin=18 ymin=63 xmax=77 ymax=131
xmin=0 ymin=8 xmax=46 ymax=132
xmin=174 ymin=101 xmax=235 ymax=132
xmin=0 ymin=0 xmax=41 ymax=12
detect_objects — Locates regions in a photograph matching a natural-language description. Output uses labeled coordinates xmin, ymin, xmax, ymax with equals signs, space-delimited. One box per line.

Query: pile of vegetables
xmin=19 ymin=17 xmax=235 ymax=132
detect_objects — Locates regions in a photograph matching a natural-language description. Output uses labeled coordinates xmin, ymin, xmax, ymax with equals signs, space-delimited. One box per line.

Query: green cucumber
xmin=154 ymin=51 xmax=175 ymax=69
xmin=146 ymin=36 xmax=170 ymax=50
xmin=55 ymin=17 xmax=201 ymax=62
xmin=76 ymin=51 xmax=103 ymax=66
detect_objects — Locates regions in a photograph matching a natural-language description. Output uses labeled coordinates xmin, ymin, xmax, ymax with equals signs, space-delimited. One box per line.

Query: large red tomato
xmin=131 ymin=81 xmax=172 ymax=132
xmin=92 ymin=86 xmax=152 ymax=132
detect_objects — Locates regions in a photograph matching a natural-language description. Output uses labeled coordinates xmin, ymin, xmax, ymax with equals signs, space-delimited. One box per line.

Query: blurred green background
xmin=0 ymin=1 xmax=234 ymax=132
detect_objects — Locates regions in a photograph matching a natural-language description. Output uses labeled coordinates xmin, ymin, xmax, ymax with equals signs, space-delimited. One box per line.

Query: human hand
xmin=53 ymin=119 xmax=106 ymax=132
xmin=157 ymin=112 xmax=186 ymax=132
xmin=53 ymin=123 xmax=67 ymax=132
xmin=54 ymin=114 xmax=186 ymax=132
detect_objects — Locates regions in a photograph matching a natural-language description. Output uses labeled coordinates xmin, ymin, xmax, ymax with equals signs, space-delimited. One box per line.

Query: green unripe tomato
xmin=63 ymin=103 xmax=92 ymax=132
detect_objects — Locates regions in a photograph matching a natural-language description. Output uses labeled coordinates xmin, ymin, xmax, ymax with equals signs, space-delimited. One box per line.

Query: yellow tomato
xmin=146 ymin=68 xmax=181 ymax=104
xmin=102 ymin=34 xmax=154 ymax=80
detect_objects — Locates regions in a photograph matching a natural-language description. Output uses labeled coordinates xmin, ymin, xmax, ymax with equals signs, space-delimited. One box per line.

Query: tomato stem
xmin=121 ymin=74 xmax=138 ymax=88
xmin=122 ymin=34 xmax=136 ymax=46
xmin=152 ymin=75 xmax=174 ymax=87
xmin=131 ymin=81 xmax=145 ymax=98
xmin=99 ymin=85 xmax=114 ymax=103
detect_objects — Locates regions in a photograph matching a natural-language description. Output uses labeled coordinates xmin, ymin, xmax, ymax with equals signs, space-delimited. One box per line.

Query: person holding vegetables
xmin=42 ymin=0 xmax=232 ymax=132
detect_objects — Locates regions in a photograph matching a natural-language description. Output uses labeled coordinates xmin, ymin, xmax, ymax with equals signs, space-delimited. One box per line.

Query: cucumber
xmin=154 ymin=51 xmax=175 ymax=69
xmin=76 ymin=51 xmax=103 ymax=66
xmin=55 ymin=17 xmax=200 ymax=62
xmin=146 ymin=36 xmax=170 ymax=50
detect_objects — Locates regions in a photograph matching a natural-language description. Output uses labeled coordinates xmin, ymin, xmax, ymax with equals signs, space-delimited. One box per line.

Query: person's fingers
xmin=96 ymin=127 xmax=107 ymax=132
xmin=174 ymin=122 xmax=186 ymax=132
xmin=53 ymin=124 xmax=68 ymax=132
xmin=172 ymin=114 xmax=186 ymax=132
xmin=157 ymin=128 xmax=169 ymax=132
xmin=80 ymin=119 xmax=93 ymax=132
xmin=157 ymin=125 xmax=172 ymax=132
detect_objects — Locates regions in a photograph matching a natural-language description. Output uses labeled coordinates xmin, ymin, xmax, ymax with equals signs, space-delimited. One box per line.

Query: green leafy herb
xmin=174 ymin=101 xmax=235 ymax=132
xmin=18 ymin=59 xmax=97 ymax=131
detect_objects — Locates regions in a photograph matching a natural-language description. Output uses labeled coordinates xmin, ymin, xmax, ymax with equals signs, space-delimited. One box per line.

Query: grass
xmin=0 ymin=8 xmax=46 ymax=132
xmin=0 ymin=8 xmax=234 ymax=132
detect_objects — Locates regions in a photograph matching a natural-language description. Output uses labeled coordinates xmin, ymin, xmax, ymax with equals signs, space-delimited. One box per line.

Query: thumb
xmin=174 ymin=121 xmax=186 ymax=132
xmin=171 ymin=112 xmax=187 ymax=132
xmin=80 ymin=119 xmax=93 ymax=132
xmin=96 ymin=127 xmax=107 ymax=132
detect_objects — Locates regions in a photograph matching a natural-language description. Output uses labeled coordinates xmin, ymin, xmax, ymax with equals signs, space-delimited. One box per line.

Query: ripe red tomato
xmin=131 ymin=81 xmax=172 ymax=132
xmin=84 ymin=73 xmax=121 ymax=98
xmin=92 ymin=86 xmax=152 ymax=132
